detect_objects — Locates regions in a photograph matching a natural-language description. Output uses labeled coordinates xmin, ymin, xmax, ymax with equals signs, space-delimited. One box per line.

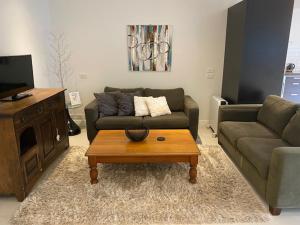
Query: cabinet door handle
xmin=56 ymin=128 xmax=61 ymax=142
xmin=292 ymin=83 xmax=300 ymax=85
xmin=291 ymin=93 xmax=299 ymax=96
xmin=37 ymin=107 xmax=43 ymax=113
xmin=36 ymin=154 xmax=43 ymax=172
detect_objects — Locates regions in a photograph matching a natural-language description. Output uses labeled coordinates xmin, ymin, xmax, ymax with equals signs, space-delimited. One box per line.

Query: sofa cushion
xmin=146 ymin=96 xmax=171 ymax=117
xmin=257 ymin=95 xmax=297 ymax=135
xmin=94 ymin=92 xmax=120 ymax=117
xmin=143 ymin=112 xmax=189 ymax=129
xmin=96 ymin=116 xmax=143 ymax=130
xmin=219 ymin=121 xmax=278 ymax=147
xmin=134 ymin=96 xmax=152 ymax=116
xmin=115 ymin=92 xmax=141 ymax=116
xmin=104 ymin=86 xmax=144 ymax=95
xmin=144 ymin=88 xmax=184 ymax=111
xmin=282 ymin=110 xmax=300 ymax=146
xmin=237 ymin=138 xmax=290 ymax=178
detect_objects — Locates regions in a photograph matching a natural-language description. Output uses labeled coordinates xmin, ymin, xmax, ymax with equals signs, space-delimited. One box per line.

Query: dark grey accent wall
xmin=222 ymin=0 xmax=294 ymax=104
xmin=222 ymin=1 xmax=247 ymax=104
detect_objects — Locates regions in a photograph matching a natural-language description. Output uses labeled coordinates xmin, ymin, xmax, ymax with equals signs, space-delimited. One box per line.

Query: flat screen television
xmin=0 ymin=55 xmax=34 ymax=100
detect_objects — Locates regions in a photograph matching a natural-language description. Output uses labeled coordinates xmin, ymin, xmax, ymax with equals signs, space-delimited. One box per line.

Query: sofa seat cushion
xmin=237 ymin=138 xmax=291 ymax=178
xmin=219 ymin=121 xmax=278 ymax=147
xmin=96 ymin=116 xmax=143 ymax=130
xmin=143 ymin=112 xmax=189 ymax=129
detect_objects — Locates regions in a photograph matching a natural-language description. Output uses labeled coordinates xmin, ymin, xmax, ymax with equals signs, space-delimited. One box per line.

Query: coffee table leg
xmin=189 ymin=156 xmax=198 ymax=184
xmin=88 ymin=157 xmax=98 ymax=184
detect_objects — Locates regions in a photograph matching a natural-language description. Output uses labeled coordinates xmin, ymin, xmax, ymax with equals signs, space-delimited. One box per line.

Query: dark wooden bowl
xmin=125 ymin=128 xmax=149 ymax=142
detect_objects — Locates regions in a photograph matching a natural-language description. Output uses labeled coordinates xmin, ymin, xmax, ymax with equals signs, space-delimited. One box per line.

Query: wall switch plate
xmin=206 ymin=68 xmax=215 ymax=79
xmin=206 ymin=73 xmax=215 ymax=79
xmin=206 ymin=68 xmax=215 ymax=73
xmin=79 ymin=74 xmax=88 ymax=79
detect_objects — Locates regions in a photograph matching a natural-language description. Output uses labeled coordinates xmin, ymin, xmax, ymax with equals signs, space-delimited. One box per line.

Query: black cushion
xmin=94 ymin=92 xmax=119 ymax=117
xmin=144 ymin=88 xmax=184 ymax=111
xmin=115 ymin=92 xmax=141 ymax=116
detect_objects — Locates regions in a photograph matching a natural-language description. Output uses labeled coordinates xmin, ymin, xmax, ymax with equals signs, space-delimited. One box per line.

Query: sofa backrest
xmin=282 ymin=110 xmax=300 ymax=146
xmin=257 ymin=95 xmax=297 ymax=136
xmin=104 ymin=87 xmax=144 ymax=95
xmin=144 ymin=88 xmax=185 ymax=111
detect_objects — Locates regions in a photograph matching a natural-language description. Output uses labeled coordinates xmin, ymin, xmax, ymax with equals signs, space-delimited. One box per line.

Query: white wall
xmin=48 ymin=0 xmax=240 ymax=120
xmin=286 ymin=7 xmax=300 ymax=73
xmin=0 ymin=0 xmax=51 ymax=87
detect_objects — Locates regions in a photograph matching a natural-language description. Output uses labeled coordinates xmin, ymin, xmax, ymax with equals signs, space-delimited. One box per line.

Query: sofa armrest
xmin=266 ymin=147 xmax=300 ymax=208
xmin=184 ymin=95 xmax=199 ymax=140
xmin=84 ymin=99 xmax=99 ymax=143
xmin=218 ymin=104 xmax=262 ymax=123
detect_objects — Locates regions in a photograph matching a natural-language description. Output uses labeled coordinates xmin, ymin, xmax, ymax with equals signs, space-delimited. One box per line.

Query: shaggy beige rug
xmin=11 ymin=145 xmax=269 ymax=225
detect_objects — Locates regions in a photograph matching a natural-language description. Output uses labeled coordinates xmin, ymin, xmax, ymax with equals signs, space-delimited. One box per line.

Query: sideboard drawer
xmin=44 ymin=93 xmax=65 ymax=110
xmin=14 ymin=104 xmax=44 ymax=128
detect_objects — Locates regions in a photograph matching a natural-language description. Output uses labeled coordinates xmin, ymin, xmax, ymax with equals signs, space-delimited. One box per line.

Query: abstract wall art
xmin=127 ymin=25 xmax=172 ymax=72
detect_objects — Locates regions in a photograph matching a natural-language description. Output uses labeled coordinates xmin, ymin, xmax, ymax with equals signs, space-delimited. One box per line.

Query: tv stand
xmin=0 ymin=92 xmax=32 ymax=102
xmin=0 ymin=88 xmax=69 ymax=201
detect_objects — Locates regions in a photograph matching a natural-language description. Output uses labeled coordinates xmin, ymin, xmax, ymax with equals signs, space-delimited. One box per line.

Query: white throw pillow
xmin=146 ymin=96 xmax=172 ymax=117
xmin=134 ymin=96 xmax=152 ymax=116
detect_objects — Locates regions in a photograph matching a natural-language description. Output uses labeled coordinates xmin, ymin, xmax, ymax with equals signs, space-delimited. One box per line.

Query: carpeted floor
xmin=11 ymin=145 xmax=270 ymax=225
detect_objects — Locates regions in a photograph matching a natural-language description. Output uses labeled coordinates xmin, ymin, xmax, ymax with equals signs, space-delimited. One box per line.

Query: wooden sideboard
xmin=0 ymin=88 xmax=69 ymax=201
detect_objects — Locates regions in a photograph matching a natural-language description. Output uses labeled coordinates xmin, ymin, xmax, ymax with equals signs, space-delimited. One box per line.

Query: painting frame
xmin=127 ymin=25 xmax=173 ymax=72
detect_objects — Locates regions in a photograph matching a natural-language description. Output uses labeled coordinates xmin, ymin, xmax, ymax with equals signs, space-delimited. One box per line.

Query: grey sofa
xmin=85 ymin=87 xmax=199 ymax=143
xmin=218 ymin=95 xmax=300 ymax=215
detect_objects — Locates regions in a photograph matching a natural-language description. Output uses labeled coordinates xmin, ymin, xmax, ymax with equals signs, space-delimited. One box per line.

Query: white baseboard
xmin=70 ymin=114 xmax=86 ymax=128
xmin=199 ymin=120 xmax=209 ymax=128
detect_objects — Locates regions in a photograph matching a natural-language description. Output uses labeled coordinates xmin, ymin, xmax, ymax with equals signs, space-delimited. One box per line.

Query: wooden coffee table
xmin=85 ymin=129 xmax=200 ymax=184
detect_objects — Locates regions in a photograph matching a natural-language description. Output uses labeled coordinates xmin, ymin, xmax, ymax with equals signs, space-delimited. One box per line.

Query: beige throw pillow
xmin=146 ymin=96 xmax=171 ymax=117
xmin=134 ymin=96 xmax=152 ymax=116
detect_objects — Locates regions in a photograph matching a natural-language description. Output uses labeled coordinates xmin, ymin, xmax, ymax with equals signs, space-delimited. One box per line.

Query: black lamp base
xmin=66 ymin=109 xmax=81 ymax=136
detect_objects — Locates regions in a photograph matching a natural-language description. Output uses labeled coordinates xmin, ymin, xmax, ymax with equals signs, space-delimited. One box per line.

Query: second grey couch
xmin=85 ymin=87 xmax=199 ymax=143
xmin=218 ymin=95 xmax=300 ymax=215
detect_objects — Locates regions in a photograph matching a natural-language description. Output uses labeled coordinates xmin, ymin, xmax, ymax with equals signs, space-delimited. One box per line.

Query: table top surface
xmin=0 ymin=88 xmax=65 ymax=117
xmin=86 ymin=129 xmax=200 ymax=157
